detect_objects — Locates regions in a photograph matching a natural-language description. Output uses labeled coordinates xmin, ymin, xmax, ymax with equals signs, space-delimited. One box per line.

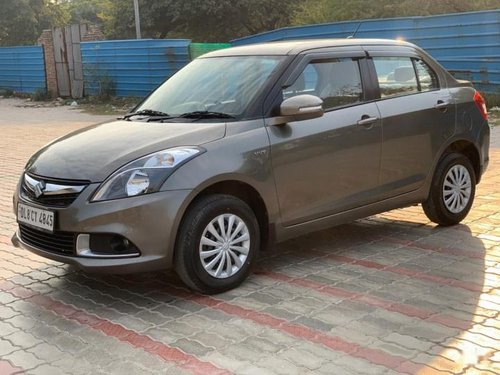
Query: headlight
xmin=91 ymin=147 xmax=203 ymax=202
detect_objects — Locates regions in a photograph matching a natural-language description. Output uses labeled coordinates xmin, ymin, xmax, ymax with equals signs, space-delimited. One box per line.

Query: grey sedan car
xmin=12 ymin=39 xmax=489 ymax=293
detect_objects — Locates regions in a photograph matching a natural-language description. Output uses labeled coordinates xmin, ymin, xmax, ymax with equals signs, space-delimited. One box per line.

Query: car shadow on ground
xmin=27 ymin=217 xmax=487 ymax=374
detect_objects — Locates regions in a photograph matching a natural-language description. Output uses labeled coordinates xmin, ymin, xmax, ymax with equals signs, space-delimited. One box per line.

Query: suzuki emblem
xmin=34 ymin=181 xmax=46 ymax=198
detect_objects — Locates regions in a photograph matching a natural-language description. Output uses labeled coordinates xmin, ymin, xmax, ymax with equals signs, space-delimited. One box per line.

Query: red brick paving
xmin=0 ymin=280 xmax=229 ymax=375
xmin=0 ymin=360 xmax=24 ymax=375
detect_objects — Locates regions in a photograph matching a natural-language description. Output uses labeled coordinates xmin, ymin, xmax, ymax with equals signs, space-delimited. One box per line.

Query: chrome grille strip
xmin=24 ymin=174 xmax=87 ymax=196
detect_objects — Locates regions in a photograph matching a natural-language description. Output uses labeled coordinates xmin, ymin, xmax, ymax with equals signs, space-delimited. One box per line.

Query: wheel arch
xmin=441 ymin=139 xmax=481 ymax=184
xmin=171 ymin=179 xmax=271 ymax=265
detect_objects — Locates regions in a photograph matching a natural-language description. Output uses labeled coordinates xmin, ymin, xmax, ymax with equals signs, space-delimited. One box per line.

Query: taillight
xmin=473 ymin=90 xmax=488 ymax=120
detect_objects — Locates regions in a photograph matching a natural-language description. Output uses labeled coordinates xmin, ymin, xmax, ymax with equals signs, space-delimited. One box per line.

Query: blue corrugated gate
xmin=0 ymin=46 xmax=46 ymax=93
xmin=232 ymin=10 xmax=500 ymax=93
xmin=81 ymin=39 xmax=191 ymax=97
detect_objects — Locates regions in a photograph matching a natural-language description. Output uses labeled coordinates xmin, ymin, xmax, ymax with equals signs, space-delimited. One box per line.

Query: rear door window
xmin=373 ymin=57 xmax=419 ymax=98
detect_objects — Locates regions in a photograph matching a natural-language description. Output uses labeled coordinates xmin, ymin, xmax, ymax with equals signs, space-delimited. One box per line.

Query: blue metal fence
xmin=0 ymin=46 xmax=46 ymax=93
xmin=232 ymin=10 xmax=500 ymax=93
xmin=81 ymin=39 xmax=191 ymax=97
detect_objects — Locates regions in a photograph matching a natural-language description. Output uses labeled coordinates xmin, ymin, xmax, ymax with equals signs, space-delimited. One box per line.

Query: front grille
xmin=19 ymin=224 xmax=76 ymax=255
xmin=20 ymin=174 xmax=87 ymax=208
xmin=21 ymin=184 xmax=80 ymax=207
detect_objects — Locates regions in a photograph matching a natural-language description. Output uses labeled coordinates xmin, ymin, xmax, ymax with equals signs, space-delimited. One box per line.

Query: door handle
xmin=434 ymin=100 xmax=450 ymax=111
xmin=357 ymin=116 xmax=379 ymax=128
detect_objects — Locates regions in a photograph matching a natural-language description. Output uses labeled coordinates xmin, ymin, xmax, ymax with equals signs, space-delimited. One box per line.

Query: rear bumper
xmin=478 ymin=121 xmax=490 ymax=182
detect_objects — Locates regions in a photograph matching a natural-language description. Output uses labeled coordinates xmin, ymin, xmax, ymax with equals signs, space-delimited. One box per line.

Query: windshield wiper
xmin=178 ymin=111 xmax=235 ymax=119
xmin=122 ymin=109 xmax=171 ymax=120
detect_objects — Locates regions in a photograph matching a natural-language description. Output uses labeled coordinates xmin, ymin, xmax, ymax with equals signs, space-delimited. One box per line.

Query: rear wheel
xmin=174 ymin=194 xmax=260 ymax=294
xmin=422 ymin=152 xmax=476 ymax=226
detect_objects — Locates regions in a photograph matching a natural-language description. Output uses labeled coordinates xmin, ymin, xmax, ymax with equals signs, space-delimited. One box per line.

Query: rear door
xmin=365 ymin=47 xmax=455 ymax=198
xmin=267 ymin=50 xmax=382 ymax=226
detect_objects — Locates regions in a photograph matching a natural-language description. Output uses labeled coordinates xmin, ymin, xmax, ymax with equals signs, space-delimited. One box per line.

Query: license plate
xmin=17 ymin=203 xmax=55 ymax=232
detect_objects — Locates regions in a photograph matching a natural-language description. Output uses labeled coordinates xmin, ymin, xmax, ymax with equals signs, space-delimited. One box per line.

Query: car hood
xmin=26 ymin=120 xmax=226 ymax=182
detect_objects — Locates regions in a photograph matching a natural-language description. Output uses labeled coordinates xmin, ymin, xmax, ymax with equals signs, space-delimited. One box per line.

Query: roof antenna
xmin=347 ymin=21 xmax=362 ymax=39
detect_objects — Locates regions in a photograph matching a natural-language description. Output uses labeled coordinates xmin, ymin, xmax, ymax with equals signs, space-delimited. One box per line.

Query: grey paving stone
xmin=77 ymin=346 xmax=129 ymax=369
xmin=383 ymin=332 xmax=435 ymax=352
xmin=176 ymin=314 xmax=216 ymax=331
xmin=151 ymin=304 xmax=189 ymax=320
xmin=3 ymin=350 xmax=44 ymax=371
xmin=141 ymin=327 xmax=183 ymax=344
xmin=27 ymin=364 xmax=68 ymax=375
xmin=9 ymin=275 xmax=36 ymax=286
xmin=293 ymin=341 xmax=346 ymax=364
xmin=240 ymin=336 xmax=281 ymax=353
xmin=332 ymin=354 xmax=388 ymax=375
xmin=171 ymin=338 xmax=215 ymax=357
xmin=4 ymin=314 xmax=38 ymax=331
xmin=0 ymin=305 xmax=20 ymax=320
xmin=27 ymin=343 xmax=64 ymax=362
xmin=224 ymin=342 xmax=265 ymax=362
xmin=132 ymin=309 xmax=171 ymax=326
xmin=0 ymin=339 xmax=19 ymax=356
xmin=238 ymin=364 xmax=278 ymax=375
xmin=103 ymin=360 xmax=157 ymax=375
xmin=0 ymin=320 xmax=20 ymax=337
xmin=280 ymin=347 xmax=324 ymax=370
xmin=167 ymin=299 xmax=206 ymax=313
xmin=256 ymin=356 xmax=303 ymax=375
xmin=50 ymin=333 xmax=90 ymax=355
xmin=128 ymin=351 xmax=176 ymax=374
xmin=371 ymin=339 xmax=418 ymax=358
xmin=245 ymin=291 xmax=279 ymax=305
xmin=50 ymin=355 xmax=98 ymax=375
xmin=4 ymin=330 xmax=43 ymax=349
xmin=312 ymin=362 xmax=359 ymax=375
xmin=190 ymin=331 xmax=234 ymax=350
xmin=0 ymin=291 xmax=18 ymax=304
xmin=160 ymin=320 xmax=201 ymax=337
xmin=201 ymin=351 xmax=252 ymax=373
xmin=113 ymin=315 xmax=154 ymax=333
xmin=261 ymin=306 xmax=301 ymax=321
xmin=256 ymin=328 xmax=306 ymax=348
xmin=294 ymin=316 xmax=335 ymax=332
xmin=225 ymin=318 xmax=266 ymax=337
xmin=398 ymin=322 xmax=459 ymax=343
xmin=327 ymin=325 xmax=378 ymax=346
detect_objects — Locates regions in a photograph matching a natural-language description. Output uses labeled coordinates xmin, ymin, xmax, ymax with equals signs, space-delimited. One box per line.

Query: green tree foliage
xmin=60 ymin=0 xmax=112 ymax=25
xmin=293 ymin=0 xmax=500 ymax=25
xmin=0 ymin=0 xmax=498 ymax=46
xmin=98 ymin=0 xmax=301 ymax=42
xmin=0 ymin=0 xmax=68 ymax=46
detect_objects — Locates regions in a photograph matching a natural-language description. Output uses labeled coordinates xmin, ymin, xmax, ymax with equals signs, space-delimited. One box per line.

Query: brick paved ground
xmin=0 ymin=98 xmax=498 ymax=374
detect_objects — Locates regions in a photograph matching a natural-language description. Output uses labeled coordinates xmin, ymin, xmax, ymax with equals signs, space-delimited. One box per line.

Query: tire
xmin=422 ymin=152 xmax=476 ymax=226
xmin=174 ymin=194 xmax=260 ymax=294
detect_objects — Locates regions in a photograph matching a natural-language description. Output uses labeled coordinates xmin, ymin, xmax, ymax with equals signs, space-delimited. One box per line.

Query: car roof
xmin=202 ymin=38 xmax=416 ymax=58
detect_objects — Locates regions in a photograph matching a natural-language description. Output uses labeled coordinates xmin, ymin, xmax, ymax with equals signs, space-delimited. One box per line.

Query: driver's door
xmin=267 ymin=54 xmax=382 ymax=226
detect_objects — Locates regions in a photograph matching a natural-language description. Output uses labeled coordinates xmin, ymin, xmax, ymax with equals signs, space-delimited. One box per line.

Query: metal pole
xmin=133 ymin=0 xmax=141 ymax=39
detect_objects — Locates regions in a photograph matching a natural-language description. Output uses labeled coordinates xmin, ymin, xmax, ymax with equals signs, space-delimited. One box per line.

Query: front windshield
xmin=136 ymin=55 xmax=285 ymax=118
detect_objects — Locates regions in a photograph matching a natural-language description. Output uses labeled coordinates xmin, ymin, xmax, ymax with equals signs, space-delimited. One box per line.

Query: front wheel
xmin=422 ymin=152 xmax=476 ymax=226
xmin=174 ymin=194 xmax=260 ymax=294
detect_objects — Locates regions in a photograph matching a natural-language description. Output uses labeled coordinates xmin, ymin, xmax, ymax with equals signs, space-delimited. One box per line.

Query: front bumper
xmin=12 ymin=184 xmax=192 ymax=273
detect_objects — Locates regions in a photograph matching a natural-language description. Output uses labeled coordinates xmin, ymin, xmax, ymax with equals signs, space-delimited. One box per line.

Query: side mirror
xmin=271 ymin=94 xmax=323 ymax=125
